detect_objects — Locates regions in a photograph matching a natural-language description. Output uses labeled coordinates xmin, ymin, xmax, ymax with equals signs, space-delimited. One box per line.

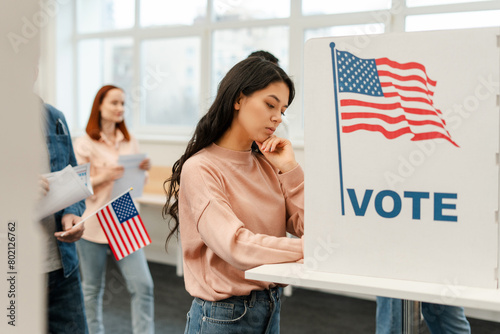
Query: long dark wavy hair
xmin=163 ymin=56 xmax=295 ymax=245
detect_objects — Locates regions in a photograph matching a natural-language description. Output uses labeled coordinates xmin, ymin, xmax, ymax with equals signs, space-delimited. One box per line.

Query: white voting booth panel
xmin=305 ymin=28 xmax=499 ymax=288
xmin=247 ymin=27 xmax=500 ymax=311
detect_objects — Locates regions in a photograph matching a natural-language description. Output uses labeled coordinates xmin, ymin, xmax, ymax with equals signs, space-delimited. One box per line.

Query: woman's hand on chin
xmin=256 ymin=136 xmax=298 ymax=173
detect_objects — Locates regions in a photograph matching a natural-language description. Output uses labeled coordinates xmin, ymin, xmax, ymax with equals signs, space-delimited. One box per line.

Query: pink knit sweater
xmin=179 ymin=143 xmax=304 ymax=301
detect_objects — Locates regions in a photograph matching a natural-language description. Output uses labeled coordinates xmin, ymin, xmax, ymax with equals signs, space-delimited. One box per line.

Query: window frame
xmin=52 ymin=0 xmax=500 ymax=146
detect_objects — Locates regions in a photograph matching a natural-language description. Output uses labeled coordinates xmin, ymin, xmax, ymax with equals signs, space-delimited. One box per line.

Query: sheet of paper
xmin=37 ymin=164 xmax=93 ymax=220
xmin=111 ymin=153 xmax=147 ymax=199
xmin=73 ymin=163 xmax=92 ymax=189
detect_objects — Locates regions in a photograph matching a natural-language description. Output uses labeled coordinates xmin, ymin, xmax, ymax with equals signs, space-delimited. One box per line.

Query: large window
xmin=57 ymin=0 xmax=500 ymax=143
xmin=406 ymin=9 xmax=500 ymax=31
xmin=77 ymin=38 xmax=133 ymax=129
xmin=77 ymin=0 xmax=135 ymax=33
xmin=212 ymin=26 xmax=290 ymax=96
xmin=302 ymin=0 xmax=391 ymax=15
xmin=141 ymin=37 xmax=201 ymax=127
xmin=140 ymin=0 xmax=206 ymax=27
xmin=213 ymin=0 xmax=290 ymax=21
xmin=406 ymin=0 xmax=495 ymax=6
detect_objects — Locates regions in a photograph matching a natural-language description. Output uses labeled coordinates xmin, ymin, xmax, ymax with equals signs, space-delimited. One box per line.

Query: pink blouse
xmin=74 ymin=130 xmax=140 ymax=244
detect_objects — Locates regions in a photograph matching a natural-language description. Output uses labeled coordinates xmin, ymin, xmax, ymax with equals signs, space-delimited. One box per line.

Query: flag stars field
xmin=97 ymin=191 xmax=151 ymax=261
xmin=332 ymin=46 xmax=458 ymax=147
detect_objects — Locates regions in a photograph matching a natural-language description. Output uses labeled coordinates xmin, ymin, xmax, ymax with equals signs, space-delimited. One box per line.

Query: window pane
xmin=77 ymin=39 xmax=134 ymax=129
xmin=141 ymin=38 xmax=201 ymax=126
xmin=302 ymin=0 xmax=391 ymax=15
xmin=77 ymin=0 xmax=134 ymax=33
xmin=141 ymin=0 xmax=206 ymax=27
xmin=407 ymin=0 xmax=495 ymax=7
xmin=305 ymin=23 xmax=385 ymax=41
xmin=212 ymin=26 xmax=289 ymax=97
xmin=213 ymin=0 xmax=289 ymax=21
xmin=406 ymin=10 xmax=500 ymax=31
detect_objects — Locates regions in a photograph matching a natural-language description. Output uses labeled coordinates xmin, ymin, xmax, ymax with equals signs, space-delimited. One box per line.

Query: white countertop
xmin=246 ymin=263 xmax=500 ymax=312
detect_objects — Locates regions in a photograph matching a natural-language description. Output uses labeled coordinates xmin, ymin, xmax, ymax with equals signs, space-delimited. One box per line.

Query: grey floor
xmin=101 ymin=259 xmax=500 ymax=333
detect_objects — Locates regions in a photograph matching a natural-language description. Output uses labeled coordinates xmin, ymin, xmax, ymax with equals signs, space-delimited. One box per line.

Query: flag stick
xmin=330 ymin=42 xmax=345 ymax=216
xmin=60 ymin=187 xmax=134 ymax=237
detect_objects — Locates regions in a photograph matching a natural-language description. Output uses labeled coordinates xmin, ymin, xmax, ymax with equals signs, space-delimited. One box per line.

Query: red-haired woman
xmin=74 ymin=85 xmax=154 ymax=334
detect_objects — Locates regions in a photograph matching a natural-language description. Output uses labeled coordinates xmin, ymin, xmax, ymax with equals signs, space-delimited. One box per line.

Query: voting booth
xmin=247 ymin=27 xmax=500 ymax=321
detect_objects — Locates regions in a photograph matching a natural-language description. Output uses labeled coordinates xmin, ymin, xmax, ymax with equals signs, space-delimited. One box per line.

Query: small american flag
xmin=97 ymin=192 xmax=151 ymax=260
xmin=333 ymin=47 xmax=458 ymax=147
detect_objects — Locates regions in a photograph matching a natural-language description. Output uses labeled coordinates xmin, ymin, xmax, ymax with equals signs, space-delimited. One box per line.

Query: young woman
xmin=164 ymin=57 xmax=304 ymax=333
xmin=74 ymin=85 xmax=154 ymax=334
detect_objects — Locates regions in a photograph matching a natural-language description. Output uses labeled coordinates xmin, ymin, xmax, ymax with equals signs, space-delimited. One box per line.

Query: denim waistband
xmin=195 ymin=286 xmax=281 ymax=307
xmin=247 ymin=287 xmax=280 ymax=304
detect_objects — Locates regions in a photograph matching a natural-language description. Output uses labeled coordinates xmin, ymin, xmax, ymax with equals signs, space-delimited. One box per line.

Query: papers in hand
xmin=111 ymin=154 xmax=147 ymax=199
xmin=37 ymin=164 xmax=93 ymax=221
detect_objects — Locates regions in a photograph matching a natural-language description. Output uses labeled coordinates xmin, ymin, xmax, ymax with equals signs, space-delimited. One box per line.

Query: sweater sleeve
xmin=181 ymin=159 xmax=303 ymax=272
xmin=279 ymin=164 xmax=305 ymax=238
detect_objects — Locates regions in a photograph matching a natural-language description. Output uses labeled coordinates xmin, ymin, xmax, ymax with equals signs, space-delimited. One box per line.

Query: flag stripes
xmin=376 ymin=57 xmax=437 ymax=86
xmin=96 ymin=192 xmax=151 ymax=261
xmin=380 ymin=82 xmax=435 ymax=97
xmin=341 ymin=112 xmax=446 ymax=129
xmin=334 ymin=48 xmax=458 ymax=147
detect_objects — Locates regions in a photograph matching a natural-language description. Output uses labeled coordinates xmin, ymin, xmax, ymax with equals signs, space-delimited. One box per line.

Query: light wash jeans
xmin=77 ymin=239 xmax=154 ymax=334
xmin=185 ymin=287 xmax=282 ymax=334
xmin=376 ymin=297 xmax=471 ymax=334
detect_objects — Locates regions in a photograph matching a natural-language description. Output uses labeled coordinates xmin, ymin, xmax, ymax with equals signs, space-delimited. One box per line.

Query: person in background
xmin=248 ymin=50 xmax=279 ymax=65
xmin=74 ymin=85 xmax=154 ymax=334
xmin=39 ymin=99 xmax=88 ymax=333
xmin=164 ymin=56 xmax=304 ymax=333
xmin=376 ymin=296 xmax=471 ymax=334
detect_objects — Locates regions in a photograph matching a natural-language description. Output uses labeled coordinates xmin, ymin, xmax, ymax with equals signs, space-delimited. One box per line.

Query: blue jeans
xmin=185 ymin=287 xmax=282 ymax=334
xmin=376 ymin=297 xmax=471 ymax=334
xmin=47 ymin=268 xmax=88 ymax=334
xmin=77 ymin=239 xmax=154 ymax=334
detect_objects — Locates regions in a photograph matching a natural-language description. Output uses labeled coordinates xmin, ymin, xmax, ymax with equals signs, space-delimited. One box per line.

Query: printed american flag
xmin=97 ymin=192 xmax=151 ymax=260
xmin=333 ymin=48 xmax=458 ymax=147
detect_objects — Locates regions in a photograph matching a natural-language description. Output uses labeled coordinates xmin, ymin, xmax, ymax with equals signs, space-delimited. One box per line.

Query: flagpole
xmin=60 ymin=187 xmax=133 ymax=237
xmin=330 ymin=42 xmax=346 ymax=216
